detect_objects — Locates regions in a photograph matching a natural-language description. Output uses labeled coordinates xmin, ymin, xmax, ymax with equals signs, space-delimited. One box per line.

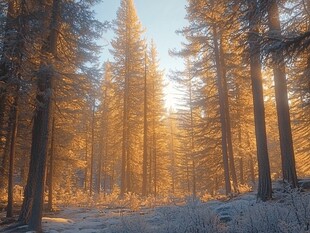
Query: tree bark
xmin=142 ymin=48 xmax=148 ymax=196
xmin=84 ymin=122 xmax=88 ymax=192
xmin=0 ymin=122 xmax=11 ymax=189
xmin=47 ymin=115 xmax=55 ymax=211
xmin=212 ymin=25 xmax=231 ymax=195
xmin=247 ymin=0 xmax=272 ymax=201
xmin=6 ymin=93 xmax=18 ymax=218
xmin=90 ymin=103 xmax=95 ymax=196
xmin=266 ymin=0 xmax=298 ymax=188
xmin=25 ymin=0 xmax=60 ymax=231
xmin=219 ymin=39 xmax=239 ymax=193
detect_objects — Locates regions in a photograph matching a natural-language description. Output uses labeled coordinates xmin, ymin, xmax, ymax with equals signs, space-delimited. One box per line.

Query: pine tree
xmin=110 ymin=0 xmax=145 ymax=195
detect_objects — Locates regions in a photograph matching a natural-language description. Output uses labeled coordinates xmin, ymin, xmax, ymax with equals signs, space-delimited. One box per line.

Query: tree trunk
xmin=239 ymin=157 xmax=244 ymax=185
xmin=25 ymin=0 xmax=60 ymax=231
xmin=247 ymin=0 xmax=272 ymax=201
xmin=27 ymin=66 xmax=53 ymax=231
xmin=90 ymin=103 xmax=95 ymax=196
xmin=219 ymin=39 xmax=239 ymax=193
xmin=266 ymin=0 xmax=298 ymax=188
xmin=212 ymin=24 xmax=231 ymax=195
xmin=84 ymin=122 xmax=88 ymax=192
xmin=6 ymin=94 xmax=18 ymax=218
xmin=0 ymin=122 xmax=11 ymax=189
xmin=169 ymin=116 xmax=175 ymax=195
xmin=47 ymin=115 xmax=55 ymax=211
xmin=189 ymin=74 xmax=196 ymax=198
xmin=142 ymin=48 xmax=148 ymax=196
xmin=97 ymin=143 xmax=104 ymax=194
xmin=121 ymin=71 xmax=129 ymax=196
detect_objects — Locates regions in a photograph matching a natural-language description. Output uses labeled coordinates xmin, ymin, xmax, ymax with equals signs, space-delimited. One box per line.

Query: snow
xmin=1 ymin=186 xmax=310 ymax=232
xmin=38 ymin=189 xmax=310 ymax=233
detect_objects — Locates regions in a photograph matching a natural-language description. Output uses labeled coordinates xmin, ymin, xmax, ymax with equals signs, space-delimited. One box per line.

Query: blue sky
xmin=94 ymin=0 xmax=188 ymax=74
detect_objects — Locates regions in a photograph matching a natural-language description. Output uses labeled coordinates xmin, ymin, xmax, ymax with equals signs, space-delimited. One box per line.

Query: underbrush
xmin=110 ymin=189 xmax=310 ymax=233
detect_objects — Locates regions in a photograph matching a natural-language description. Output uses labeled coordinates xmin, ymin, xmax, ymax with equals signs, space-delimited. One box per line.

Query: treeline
xmin=0 ymin=0 xmax=309 ymax=232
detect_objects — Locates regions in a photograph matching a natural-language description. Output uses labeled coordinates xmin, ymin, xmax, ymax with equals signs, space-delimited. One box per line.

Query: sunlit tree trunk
xmin=90 ymin=103 xmax=95 ymax=196
xmin=212 ymin=24 xmax=231 ymax=195
xmin=266 ymin=0 xmax=298 ymax=188
xmin=84 ymin=122 xmax=88 ymax=192
xmin=219 ymin=40 xmax=238 ymax=193
xmin=121 ymin=67 xmax=129 ymax=197
xmin=153 ymin=141 xmax=157 ymax=197
xmin=0 ymin=122 xmax=11 ymax=189
xmin=247 ymin=0 xmax=272 ymax=201
xmin=188 ymin=73 xmax=196 ymax=198
xmin=236 ymin=85 xmax=244 ymax=185
xmin=6 ymin=93 xmax=18 ymax=218
xmin=142 ymin=48 xmax=148 ymax=196
xmin=169 ymin=115 xmax=175 ymax=195
xmin=47 ymin=115 xmax=55 ymax=211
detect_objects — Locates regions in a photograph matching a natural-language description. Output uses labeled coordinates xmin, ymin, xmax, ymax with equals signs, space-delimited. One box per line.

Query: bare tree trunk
xmin=249 ymin=155 xmax=256 ymax=185
xmin=97 ymin=140 xmax=102 ymax=194
xmin=6 ymin=93 xmax=18 ymax=218
xmin=84 ymin=122 xmax=88 ymax=192
xmin=153 ymin=143 xmax=157 ymax=197
xmin=47 ymin=115 xmax=55 ymax=211
xmin=121 ymin=70 xmax=129 ymax=196
xmin=219 ymin=39 xmax=239 ymax=193
xmin=188 ymin=73 xmax=196 ymax=198
xmin=142 ymin=49 xmax=148 ymax=196
xmin=169 ymin=115 xmax=175 ymax=195
xmin=266 ymin=0 xmax=298 ymax=188
xmin=212 ymin=24 xmax=231 ymax=195
xmin=25 ymin=0 xmax=60 ymax=230
xmin=0 ymin=122 xmax=11 ymax=189
xmin=149 ymin=149 xmax=152 ymax=194
xmin=239 ymin=158 xmax=244 ymax=185
xmin=247 ymin=0 xmax=272 ymax=201
xmin=90 ymin=103 xmax=95 ymax=196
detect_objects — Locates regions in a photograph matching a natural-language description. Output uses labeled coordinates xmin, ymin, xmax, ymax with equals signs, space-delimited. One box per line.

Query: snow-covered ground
xmin=1 ymin=185 xmax=310 ymax=233
xmin=41 ymin=189 xmax=310 ymax=233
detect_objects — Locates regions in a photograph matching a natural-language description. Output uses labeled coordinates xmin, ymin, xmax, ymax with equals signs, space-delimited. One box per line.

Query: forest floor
xmin=1 ymin=180 xmax=310 ymax=233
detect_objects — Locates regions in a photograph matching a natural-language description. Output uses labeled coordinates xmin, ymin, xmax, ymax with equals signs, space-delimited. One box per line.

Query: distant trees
xmin=108 ymin=0 xmax=167 ymax=197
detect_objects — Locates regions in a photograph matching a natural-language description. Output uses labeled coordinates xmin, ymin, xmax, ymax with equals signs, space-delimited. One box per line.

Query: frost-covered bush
xmin=230 ymin=191 xmax=310 ymax=233
xmin=103 ymin=186 xmax=122 ymax=209
xmin=110 ymin=215 xmax=151 ymax=233
xmin=121 ymin=192 xmax=141 ymax=211
xmin=107 ymin=190 xmax=310 ymax=233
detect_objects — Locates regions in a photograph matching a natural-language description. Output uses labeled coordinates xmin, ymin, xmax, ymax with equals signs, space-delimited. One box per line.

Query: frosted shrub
xmin=0 ymin=188 xmax=7 ymax=202
xmin=141 ymin=195 xmax=156 ymax=209
xmin=156 ymin=200 xmax=222 ymax=233
xmin=122 ymin=192 xmax=141 ymax=211
xmin=200 ymin=192 xmax=213 ymax=202
xmin=104 ymin=187 xmax=122 ymax=209
xmin=238 ymin=184 xmax=253 ymax=193
xmin=110 ymin=215 xmax=151 ymax=233
xmin=230 ymin=191 xmax=310 ymax=233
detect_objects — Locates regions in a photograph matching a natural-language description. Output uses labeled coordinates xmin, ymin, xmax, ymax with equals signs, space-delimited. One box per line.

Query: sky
xmin=94 ymin=0 xmax=188 ymax=76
